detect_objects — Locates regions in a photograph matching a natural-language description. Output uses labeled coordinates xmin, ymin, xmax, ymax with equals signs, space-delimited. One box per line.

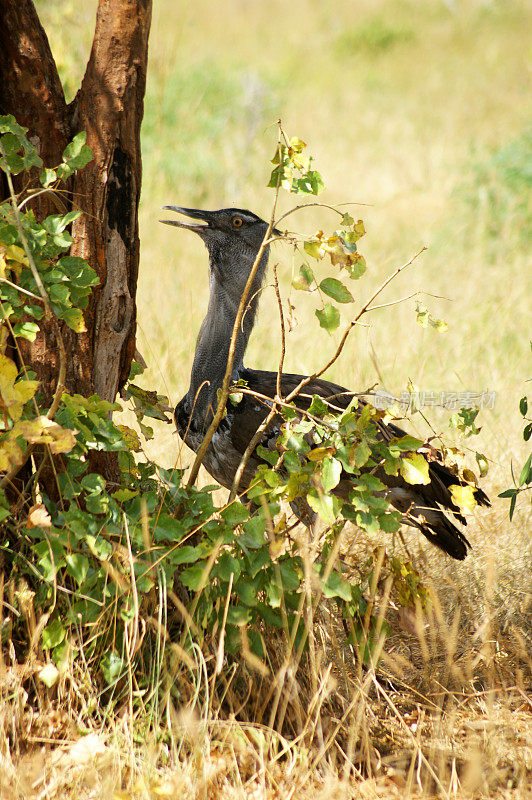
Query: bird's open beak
xmin=160 ymin=206 xmax=214 ymax=233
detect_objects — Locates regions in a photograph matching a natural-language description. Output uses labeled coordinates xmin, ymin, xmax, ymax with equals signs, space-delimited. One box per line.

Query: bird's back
xmin=175 ymin=367 xmax=489 ymax=560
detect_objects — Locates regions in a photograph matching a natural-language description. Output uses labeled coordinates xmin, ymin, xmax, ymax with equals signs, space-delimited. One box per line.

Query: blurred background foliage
xmin=36 ymin=0 xmax=531 ymax=508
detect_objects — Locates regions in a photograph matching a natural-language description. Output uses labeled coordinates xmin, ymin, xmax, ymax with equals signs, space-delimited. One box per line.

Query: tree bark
xmin=0 ymin=0 xmax=152 ymax=484
xmin=68 ymin=0 xmax=151 ymax=402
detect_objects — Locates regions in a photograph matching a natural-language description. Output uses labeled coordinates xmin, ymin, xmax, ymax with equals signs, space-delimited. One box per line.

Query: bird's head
xmin=161 ymin=206 xmax=279 ymax=297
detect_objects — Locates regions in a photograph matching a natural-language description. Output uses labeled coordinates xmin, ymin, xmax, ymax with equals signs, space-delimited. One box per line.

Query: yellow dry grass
xmin=3 ymin=0 xmax=531 ymax=797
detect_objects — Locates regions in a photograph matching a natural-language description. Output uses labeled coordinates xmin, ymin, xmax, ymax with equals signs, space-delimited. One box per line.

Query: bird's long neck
xmin=186 ymin=249 xmax=268 ymax=429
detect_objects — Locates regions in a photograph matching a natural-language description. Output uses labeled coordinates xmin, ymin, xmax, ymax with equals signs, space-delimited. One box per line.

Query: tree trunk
xmin=0 ymin=0 xmax=152 ymax=484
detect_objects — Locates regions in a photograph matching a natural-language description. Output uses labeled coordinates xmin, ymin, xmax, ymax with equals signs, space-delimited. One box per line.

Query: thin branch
xmin=284 ymin=247 xmax=427 ymax=405
xmin=18 ymin=185 xmax=67 ymax=214
xmin=273 ymin=263 xmax=286 ymax=400
xmin=367 ymin=289 xmax=449 ymax=312
xmin=231 ymin=385 xmax=374 ymax=428
xmin=274 ymin=200 xmax=373 ymax=230
xmin=0 ymin=276 xmax=43 ymax=301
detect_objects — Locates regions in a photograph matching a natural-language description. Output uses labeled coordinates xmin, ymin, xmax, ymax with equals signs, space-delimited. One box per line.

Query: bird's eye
xmin=232 ymin=217 xmax=243 ymax=228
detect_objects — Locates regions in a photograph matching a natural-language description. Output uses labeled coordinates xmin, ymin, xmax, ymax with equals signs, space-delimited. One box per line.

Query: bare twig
xmin=273 ymin=263 xmax=286 ymax=400
xmin=274 ymin=200 xmax=373 ymax=230
xmin=0 ymin=277 xmax=43 ymax=301
xmin=367 ymin=289 xmax=448 ymax=312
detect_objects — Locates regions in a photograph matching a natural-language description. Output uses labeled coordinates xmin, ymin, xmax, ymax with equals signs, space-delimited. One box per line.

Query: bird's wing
xmin=232 ymin=369 xmax=489 ymax=560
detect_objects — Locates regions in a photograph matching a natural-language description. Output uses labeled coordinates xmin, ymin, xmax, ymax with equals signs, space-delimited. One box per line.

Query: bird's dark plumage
xmin=163 ymin=206 xmax=489 ymax=560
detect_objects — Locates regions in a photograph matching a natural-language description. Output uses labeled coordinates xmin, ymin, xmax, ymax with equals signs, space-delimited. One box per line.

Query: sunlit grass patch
xmin=457 ymin=128 xmax=532 ymax=255
xmin=336 ymin=16 xmax=415 ymax=56
xmin=142 ymin=62 xmax=277 ymax=203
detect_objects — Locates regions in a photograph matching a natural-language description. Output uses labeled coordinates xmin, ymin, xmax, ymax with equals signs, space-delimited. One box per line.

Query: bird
xmin=161 ymin=205 xmax=489 ymax=560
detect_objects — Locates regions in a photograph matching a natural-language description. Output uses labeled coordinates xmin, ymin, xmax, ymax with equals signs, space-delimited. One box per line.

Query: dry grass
xmin=4 ymin=0 xmax=532 ymax=797
xmin=1 ymin=544 xmax=531 ymax=798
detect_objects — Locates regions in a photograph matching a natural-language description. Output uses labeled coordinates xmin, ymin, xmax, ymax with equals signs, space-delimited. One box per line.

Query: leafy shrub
xmin=0 ymin=117 xmax=486 ymax=727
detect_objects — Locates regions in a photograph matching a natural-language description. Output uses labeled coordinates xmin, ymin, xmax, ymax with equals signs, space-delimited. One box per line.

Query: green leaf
xmin=321 ymin=456 xmax=342 ymax=492
xmin=240 ymin=515 xmax=266 ymax=548
xmin=81 ymin=473 xmax=106 ymax=492
xmin=519 ymin=453 xmax=532 ymax=486
xmin=235 ymin=579 xmax=259 ymax=607
xmin=256 ymin=444 xmax=278 ymax=466
xmin=13 ymin=321 xmax=39 ymax=341
xmin=292 ymin=263 xmax=315 ymax=291
xmin=111 ymin=488 xmax=139 ymax=502
xmin=449 ymin=408 xmax=480 ymax=437
xmin=171 ymin=546 xmax=201 ymax=566
xmin=295 ymin=169 xmax=325 ymax=195
xmin=498 ymin=488 xmax=518 ymax=499
xmin=65 ymin=553 xmax=89 ymax=585
xmin=39 ymin=168 xmax=57 ymax=188
xmin=391 ymin=435 xmax=425 ymax=452
xmin=415 ymin=302 xmax=448 ymax=332
xmin=180 ymin=564 xmax=207 ymax=591
xmin=279 ymin=561 xmax=300 ymax=592
xmin=303 ymin=239 xmax=323 ymax=260
xmin=345 ymin=254 xmax=367 ymax=279
xmin=519 ymin=396 xmax=528 ymax=416
xmin=307 ymin=491 xmax=338 ymax=525
xmin=399 ymin=453 xmax=430 ymax=485
xmin=247 ymin=547 xmax=271 ymax=578
xmin=0 ymin=116 xmax=43 ymax=173
xmin=322 ymin=570 xmax=352 ymax=601
xmin=61 ymin=307 xmax=87 ymax=332
xmin=101 ymin=651 xmax=123 ymax=684
xmin=227 ymin=606 xmax=250 ymax=625
xmin=315 ymin=303 xmax=340 ymax=333
xmin=42 ymin=617 xmax=66 ymax=649
xmin=128 ymin=360 xmax=145 ymax=381
xmin=35 ymin=538 xmax=66 ymax=581
xmin=216 ymin=551 xmax=241 ymax=581
xmin=256 ymin=603 xmax=283 ymax=628
xmin=319 ymin=277 xmax=354 ymax=303
xmin=476 ymin=452 xmax=489 ymax=477
xmin=308 ymin=394 xmax=329 ymax=416
xmin=61 ymin=210 xmax=82 ymax=227
xmin=85 ymin=534 xmax=112 ymax=561
xmin=379 ymin=511 xmax=402 ymax=533
xmin=266 ymin=579 xmax=282 ymax=608
xmin=58 ymin=256 xmax=99 ymax=287
xmin=49 ymin=284 xmax=71 ymax=304
xmin=221 ymin=502 xmax=250 ymax=526
xmin=61 ymin=131 xmax=93 ymax=173
xmin=352 ymin=440 xmax=371 ymax=467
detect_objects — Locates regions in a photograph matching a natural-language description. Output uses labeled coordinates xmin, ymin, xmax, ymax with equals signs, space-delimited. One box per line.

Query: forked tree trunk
xmin=0 ymin=0 xmax=152 ymax=483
